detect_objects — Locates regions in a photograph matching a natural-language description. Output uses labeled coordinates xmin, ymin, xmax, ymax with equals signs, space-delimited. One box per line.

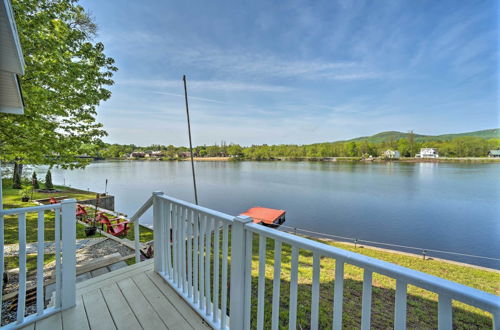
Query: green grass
xmin=2 ymin=179 xmax=93 ymax=244
xmin=242 ymin=234 xmax=498 ymax=329
xmin=4 ymin=254 xmax=56 ymax=272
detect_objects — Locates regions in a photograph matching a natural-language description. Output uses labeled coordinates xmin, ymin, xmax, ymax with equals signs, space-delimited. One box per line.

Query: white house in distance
xmin=416 ymin=148 xmax=439 ymax=158
xmin=384 ymin=149 xmax=400 ymax=159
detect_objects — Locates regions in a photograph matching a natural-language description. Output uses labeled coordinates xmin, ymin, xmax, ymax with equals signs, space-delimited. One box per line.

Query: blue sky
xmin=81 ymin=0 xmax=499 ymax=146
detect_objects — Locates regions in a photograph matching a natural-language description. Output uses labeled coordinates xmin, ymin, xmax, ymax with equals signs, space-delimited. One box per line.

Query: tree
xmin=0 ymin=0 xmax=117 ymax=173
xmin=45 ymin=170 xmax=53 ymax=190
xmin=407 ymin=130 xmax=415 ymax=156
xmin=12 ymin=164 xmax=22 ymax=189
xmin=32 ymin=172 xmax=39 ymax=189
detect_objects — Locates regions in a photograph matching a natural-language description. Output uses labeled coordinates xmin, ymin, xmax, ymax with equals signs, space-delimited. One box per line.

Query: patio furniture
xmin=96 ymin=212 xmax=130 ymax=237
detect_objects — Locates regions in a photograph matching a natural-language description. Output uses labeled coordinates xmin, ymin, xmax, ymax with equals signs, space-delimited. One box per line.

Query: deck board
xmin=116 ymin=277 xmax=168 ymax=329
xmin=132 ymin=272 xmax=195 ymax=329
xmin=82 ymin=289 xmax=117 ymax=330
xmin=21 ymin=260 xmax=209 ymax=330
xmin=34 ymin=311 xmax=62 ymax=330
xmin=100 ymin=283 xmax=141 ymax=330
xmin=61 ymin=295 xmax=90 ymax=330
xmin=146 ymin=271 xmax=211 ymax=329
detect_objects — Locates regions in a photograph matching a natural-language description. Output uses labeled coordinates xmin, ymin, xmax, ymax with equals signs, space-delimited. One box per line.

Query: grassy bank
xmin=245 ymin=234 xmax=498 ymax=329
xmin=2 ymin=179 xmax=96 ymax=244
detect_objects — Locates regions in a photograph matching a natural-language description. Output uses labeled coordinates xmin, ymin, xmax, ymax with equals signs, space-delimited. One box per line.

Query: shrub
xmin=32 ymin=172 xmax=39 ymax=189
xmin=45 ymin=170 xmax=53 ymax=190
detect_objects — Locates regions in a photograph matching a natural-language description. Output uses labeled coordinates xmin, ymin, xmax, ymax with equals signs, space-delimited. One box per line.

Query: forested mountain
xmin=97 ymin=129 xmax=500 ymax=159
xmin=347 ymin=129 xmax=499 ymax=143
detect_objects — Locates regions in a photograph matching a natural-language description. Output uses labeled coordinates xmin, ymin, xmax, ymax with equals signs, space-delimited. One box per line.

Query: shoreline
xmin=102 ymin=157 xmax=500 ymax=163
xmin=281 ymin=229 xmax=500 ymax=273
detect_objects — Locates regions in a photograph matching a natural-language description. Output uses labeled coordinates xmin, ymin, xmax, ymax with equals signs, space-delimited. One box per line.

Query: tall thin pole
xmin=183 ymin=75 xmax=198 ymax=205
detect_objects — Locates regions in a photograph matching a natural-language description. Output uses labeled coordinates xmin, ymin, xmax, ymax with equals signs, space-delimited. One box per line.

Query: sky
xmin=81 ymin=0 xmax=499 ymax=146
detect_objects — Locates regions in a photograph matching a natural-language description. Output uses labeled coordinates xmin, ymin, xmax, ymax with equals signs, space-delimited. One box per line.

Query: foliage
xmin=94 ymin=131 xmax=500 ymax=161
xmin=45 ymin=169 xmax=53 ymax=190
xmin=0 ymin=0 xmax=117 ymax=169
xmin=19 ymin=186 xmax=32 ymax=199
xmin=32 ymin=171 xmax=39 ymax=189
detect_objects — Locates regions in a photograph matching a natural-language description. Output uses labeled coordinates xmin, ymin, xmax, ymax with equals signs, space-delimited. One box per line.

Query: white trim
xmin=2 ymin=0 xmax=25 ymax=74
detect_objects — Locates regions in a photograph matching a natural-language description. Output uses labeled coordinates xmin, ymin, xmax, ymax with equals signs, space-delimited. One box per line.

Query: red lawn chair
xmin=96 ymin=212 xmax=130 ymax=237
xmin=76 ymin=204 xmax=90 ymax=222
xmin=49 ymin=197 xmax=58 ymax=204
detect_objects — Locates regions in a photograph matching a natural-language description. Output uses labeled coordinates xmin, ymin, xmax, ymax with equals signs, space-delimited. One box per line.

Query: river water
xmin=46 ymin=160 xmax=499 ymax=269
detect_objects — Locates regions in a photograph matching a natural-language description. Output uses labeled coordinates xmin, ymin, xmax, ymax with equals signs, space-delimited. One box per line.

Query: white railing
xmin=0 ymin=200 xmax=76 ymax=329
xmin=134 ymin=192 xmax=500 ymax=329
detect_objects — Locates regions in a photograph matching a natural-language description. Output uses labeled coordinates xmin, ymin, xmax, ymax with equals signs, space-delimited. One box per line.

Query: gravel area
xmin=3 ymin=238 xmax=106 ymax=256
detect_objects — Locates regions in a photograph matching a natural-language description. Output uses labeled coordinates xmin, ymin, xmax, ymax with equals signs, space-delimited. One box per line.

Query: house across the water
xmin=488 ymin=149 xmax=500 ymax=158
xmin=416 ymin=148 xmax=439 ymax=158
xmin=384 ymin=149 xmax=400 ymax=159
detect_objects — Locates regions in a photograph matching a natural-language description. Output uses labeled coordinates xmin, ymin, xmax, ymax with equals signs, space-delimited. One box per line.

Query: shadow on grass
xmin=244 ymin=247 xmax=493 ymax=329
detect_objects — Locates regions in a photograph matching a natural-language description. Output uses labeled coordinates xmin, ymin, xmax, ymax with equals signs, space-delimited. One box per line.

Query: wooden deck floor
xmin=22 ymin=259 xmax=211 ymax=330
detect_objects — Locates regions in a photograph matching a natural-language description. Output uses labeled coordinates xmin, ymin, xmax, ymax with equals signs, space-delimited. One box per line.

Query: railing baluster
xmin=36 ymin=211 xmax=45 ymax=315
xmin=205 ymin=216 xmax=213 ymax=315
xmin=134 ymin=220 xmax=140 ymax=264
xmin=311 ymin=252 xmax=321 ymax=329
xmin=166 ymin=202 xmax=172 ymax=277
xmin=153 ymin=192 xmax=165 ymax=274
xmin=162 ymin=201 xmax=169 ymax=277
xmin=213 ymin=219 xmax=220 ymax=323
xmin=257 ymin=234 xmax=267 ymax=330
xmin=16 ymin=213 xmax=27 ymax=323
xmin=333 ymin=259 xmax=344 ymax=329
xmin=187 ymin=209 xmax=193 ymax=299
xmin=244 ymin=230 xmax=253 ymax=330
xmin=394 ymin=280 xmax=407 ymax=330
xmin=361 ymin=270 xmax=373 ymax=330
xmin=177 ymin=204 xmax=182 ymax=289
xmin=221 ymin=223 xmax=229 ymax=329
xmin=438 ymin=295 xmax=452 ymax=330
xmin=172 ymin=204 xmax=178 ymax=285
xmin=181 ymin=207 xmax=186 ymax=293
xmin=193 ymin=211 xmax=199 ymax=304
xmin=271 ymin=240 xmax=282 ymax=330
xmin=199 ymin=214 xmax=206 ymax=311
xmin=54 ymin=208 xmax=61 ymax=308
xmin=61 ymin=199 xmax=76 ymax=309
xmin=288 ymin=246 xmax=299 ymax=330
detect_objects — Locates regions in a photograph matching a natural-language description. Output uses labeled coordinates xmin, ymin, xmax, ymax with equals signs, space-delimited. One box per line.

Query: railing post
xmin=152 ymin=191 xmax=165 ymax=274
xmin=229 ymin=215 xmax=252 ymax=330
xmin=61 ymin=199 xmax=76 ymax=310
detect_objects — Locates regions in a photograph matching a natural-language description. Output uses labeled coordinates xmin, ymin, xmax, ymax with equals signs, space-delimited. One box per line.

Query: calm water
xmin=46 ymin=161 xmax=499 ymax=269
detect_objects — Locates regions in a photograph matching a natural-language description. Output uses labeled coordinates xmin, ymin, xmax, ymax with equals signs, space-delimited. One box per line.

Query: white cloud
xmin=119 ymin=79 xmax=293 ymax=93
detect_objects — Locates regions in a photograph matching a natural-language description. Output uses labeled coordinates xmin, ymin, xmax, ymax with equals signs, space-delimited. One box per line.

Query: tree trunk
xmin=12 ymin=162 xmax=23 ymax=189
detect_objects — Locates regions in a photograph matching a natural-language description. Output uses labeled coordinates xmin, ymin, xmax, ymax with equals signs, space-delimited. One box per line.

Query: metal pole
xmin=183 ymin=75 xmax=198 ymax=205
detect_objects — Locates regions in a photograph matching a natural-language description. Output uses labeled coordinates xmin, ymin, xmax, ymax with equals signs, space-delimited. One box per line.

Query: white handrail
xmin=246 ymin=223 xmax=500 ymax=314
xmin=0 ymin=199 xmax=76 ymax=330
xmin=146 ymin=194 xmax=499 ymax=329
xmin=129 ymin=195 xmax=154 ymax=263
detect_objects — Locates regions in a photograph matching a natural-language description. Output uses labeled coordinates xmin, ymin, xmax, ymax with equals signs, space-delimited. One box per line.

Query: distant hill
xmin=346 ymin=129 xmax=500 ymax=143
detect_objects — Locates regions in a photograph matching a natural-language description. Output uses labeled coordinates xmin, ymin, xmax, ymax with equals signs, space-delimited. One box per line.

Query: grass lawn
xmin=2 ymin=179 xmax=94 ymax=244
xmin=244 ymin=234 xmax=498 ymax=329
xmin=4 ymin=254 xmax=56 ymax=272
